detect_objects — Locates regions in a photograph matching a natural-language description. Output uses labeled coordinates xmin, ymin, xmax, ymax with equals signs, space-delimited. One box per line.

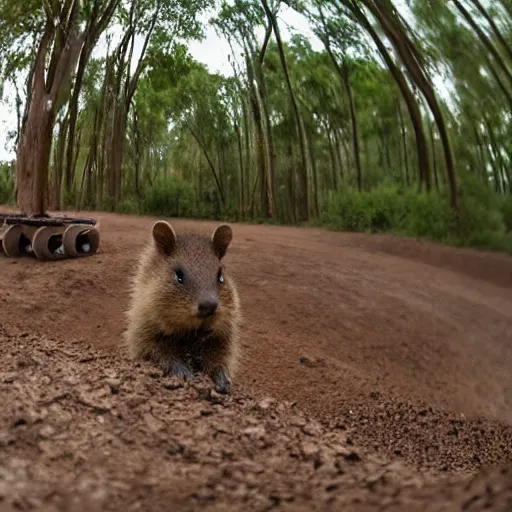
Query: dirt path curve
xmin=1 ymin=209 xmax=512 ymax=509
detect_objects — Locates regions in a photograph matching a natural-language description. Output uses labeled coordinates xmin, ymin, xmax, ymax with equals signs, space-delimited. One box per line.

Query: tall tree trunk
xmin=333 ymin=128 xmax=346 ymax=178
xmin=107 ymin=101 xmax=127 ymax=207
xmin=469 ymin=0 xmax=512 ymax=61
xmin=307 ymin=120 xmax=320 ymax=217
xmin=326 ymin=126 xmax=339 ymax=190
xmin=347 ymin=0 xmax=430 ymax=193
xmin=16 ymin=92 xmax=55 ymax=215
xmin=288 ymin=136 xmax=297 ymax=224
xmin=133 ymin=110 xmax=142 ymax=197
xmin=484 ymin=133 xmax=501 ymax=193
xmin=242 ymin=98 xmax=252 ymax=216
xmin=253 ymin=54 xmax=277 ymax=218
xmin=397 ymin=101 xmax=410 ymax=186
xmin=63 ymin=0 xmax=121 ymax=194
xmin=64 ymin=47 xmax=88 ymax=192
xmin=16 ymin=15 xmax=85 ymax=216
xmin=53 ymin=114 xmax=69 ymax=210
xmin=343 ymin=62 xmax=363 ymax=191
xmin=234 ymin=121 xmax=245 ymax=218
xmin=249 ymin=84 xmax=269 ymax=218
xmin=472 ymin=126 xmax=487 ymax=181
xmin=429 ymin=123 xmax=440 ymax=192
xmin=246 ymin=50 xmax=274 ymax=218
xmin=361 ymin=0 xmax=457 ymax=210
xmin=187 ymin=124 xmax=225 ymax=204
xmin=261 ymin=0 xmax=310 ymax=220
xmin=452 ymin=0 xmax=512 ymax=90
xmin=317 ymin=4 xmax=363 ymax=193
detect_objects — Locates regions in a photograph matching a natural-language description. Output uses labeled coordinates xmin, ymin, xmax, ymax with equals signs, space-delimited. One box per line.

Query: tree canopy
xmin=0 ymin=0 xmax=511 ymax=250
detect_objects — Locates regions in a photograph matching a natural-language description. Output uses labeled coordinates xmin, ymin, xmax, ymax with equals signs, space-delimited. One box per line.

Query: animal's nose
xmin=197 ymin=299 xmax=218 ymax=318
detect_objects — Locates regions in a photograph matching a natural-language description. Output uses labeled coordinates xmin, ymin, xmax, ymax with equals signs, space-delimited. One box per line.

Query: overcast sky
xmin=0 ymin=1 xmax=450 ymax=161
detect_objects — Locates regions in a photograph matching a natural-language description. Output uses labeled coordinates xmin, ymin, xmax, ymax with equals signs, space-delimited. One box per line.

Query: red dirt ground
xmin=1 ymin=208 xmax=512 ymax=511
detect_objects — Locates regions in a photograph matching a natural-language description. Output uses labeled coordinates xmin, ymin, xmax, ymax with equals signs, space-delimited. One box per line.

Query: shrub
xmin=320 ymin=175 xmax=512 ymax=254
xmin=140 ymin=175 xmax=196 ymax=218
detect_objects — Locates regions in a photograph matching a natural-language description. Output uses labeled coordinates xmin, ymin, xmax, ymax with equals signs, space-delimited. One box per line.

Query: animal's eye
xmin=217 ymin=269 xmax=224 ymax=284
xmin=175 ymin=268 xmax=185 ymax=284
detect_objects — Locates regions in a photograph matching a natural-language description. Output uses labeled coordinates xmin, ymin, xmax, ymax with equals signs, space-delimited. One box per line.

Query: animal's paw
xmin=212 ymin=367 xmax=232 ymax=395
xmin=163 ymin=361 xmax=194 ymax=380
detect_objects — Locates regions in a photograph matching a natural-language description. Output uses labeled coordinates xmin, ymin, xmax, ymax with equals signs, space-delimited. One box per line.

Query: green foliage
xmin=319 ymin=186 xmax=448 ymax=237
xmin=499 ymin=195 xmax=512 ymax=233
xmin=318 ymin=177 xmax=512 ymax=254
xmin=139 ymin=175 xmax=196 ymax=218
xmin=0 ymin=161 xmax=15 ymax=204
xmin=2 ymin=0 xmax=511 ymax=262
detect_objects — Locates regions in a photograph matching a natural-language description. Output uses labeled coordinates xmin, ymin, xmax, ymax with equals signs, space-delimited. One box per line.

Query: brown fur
xmin=124 ymin=221 xmax=241 ymax=393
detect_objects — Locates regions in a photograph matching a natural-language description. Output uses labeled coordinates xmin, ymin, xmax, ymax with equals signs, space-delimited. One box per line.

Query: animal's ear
xmin=152 ymin=221 xmax=176 ymax=256
xmin=211 ymin=224 xmax=233 ymax=259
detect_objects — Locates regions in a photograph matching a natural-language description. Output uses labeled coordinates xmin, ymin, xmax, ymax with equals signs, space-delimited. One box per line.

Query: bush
xmin=319 ymin=175 xmax=512 ymax=254
xmin=320 ymin=186 xmax=406 ymax=233
xmin=139 ymin=175 xmax=196 ymax=218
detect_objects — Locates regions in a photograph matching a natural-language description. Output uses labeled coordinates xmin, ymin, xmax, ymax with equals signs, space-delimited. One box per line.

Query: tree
xmin=8 ymin=0 xmax=118 ymax=215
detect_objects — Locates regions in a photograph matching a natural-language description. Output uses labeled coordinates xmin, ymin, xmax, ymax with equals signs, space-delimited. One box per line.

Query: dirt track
xmin=1 ymin=209 xmax=512 ymax=510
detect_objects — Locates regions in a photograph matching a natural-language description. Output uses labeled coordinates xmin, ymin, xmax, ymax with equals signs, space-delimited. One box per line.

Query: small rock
xmin=143 ymin=413 xmax=164 ymax=433
xmin=195 ymin=424 xmax=209 ymax=438
xmin=163 ymin=377 xmax=184 ymax=390
xmin=257 ymin=397 xmax=275 ymax=410
xmin=242 ymin=426 xmax=266 ymax=439
xmin=209 ymin=389 xmax=223 ymax=400
xmin=39 ymin=425 xmax=56 ymax=439
xmin=334 ymin=445 xmax=352 ymax=457
xmin=299 ymin=355 xmax=316 ymax=367
xmin=63 ymin=375 xmax=80 ymax=386
xmin=38 ymin=441 xmax=63 ymax=459
xmin=301 ymin=441 xmax=320 ymax=459
xmin=302 ymin=422 xmax=323 ymax=437
xmin=290 ymin=415 xmax=307 ymax=428
xmin=105 ymin=378 xmax=121 ymax=394
xmin=0 ymin=372 xmax=16 ymax=383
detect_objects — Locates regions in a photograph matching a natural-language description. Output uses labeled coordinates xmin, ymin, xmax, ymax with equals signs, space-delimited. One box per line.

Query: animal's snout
xmin=197 ymin=299 xmax=218 ymax=318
